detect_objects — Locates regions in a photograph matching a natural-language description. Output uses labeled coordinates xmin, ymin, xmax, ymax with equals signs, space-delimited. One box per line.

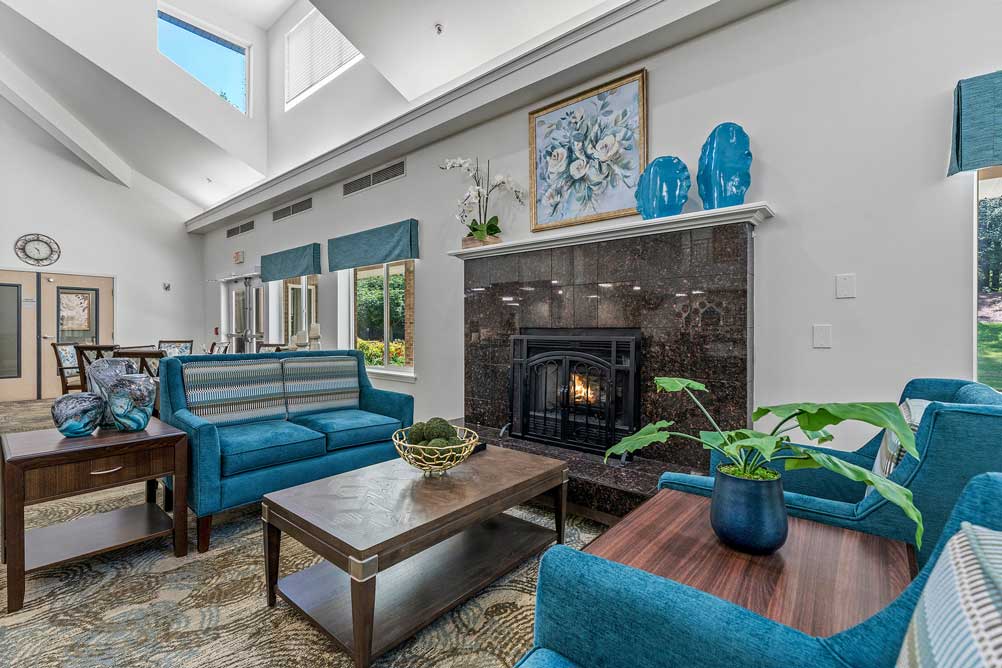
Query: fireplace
xmin=510 ymin=328 xmax=640 ymax=455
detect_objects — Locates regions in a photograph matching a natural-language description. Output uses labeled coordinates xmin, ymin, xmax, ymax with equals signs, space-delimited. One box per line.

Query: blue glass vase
xmin=635 ymin=156 xmax=691 ymax=219
xmin=108 ymin=374 xmax=156 ymax=432
xmin=697 ymin=122 xmax=752 ymax=210
xmin=710 ymin=466 xmax=788 ymax=555
xmin=51 ymin=392 xmax=105 ymax=438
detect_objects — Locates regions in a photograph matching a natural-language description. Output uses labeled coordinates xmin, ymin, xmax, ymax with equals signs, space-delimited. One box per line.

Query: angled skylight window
xmin=285 ymin=9 xmax=362 ymax=109
xmin=157 ymin=9 xmax=248 ymax=114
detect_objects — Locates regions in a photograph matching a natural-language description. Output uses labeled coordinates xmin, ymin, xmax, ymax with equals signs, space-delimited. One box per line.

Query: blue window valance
xmin=260 ymin=242 xmax=322 ymax=282
xmin=328 ymin=219 xmax=419 ymax=272
xmin=949 ymin=70 xmax=1002 ymax=175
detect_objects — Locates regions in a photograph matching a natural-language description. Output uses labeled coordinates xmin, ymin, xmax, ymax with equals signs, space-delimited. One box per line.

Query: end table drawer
xmin=24 ymin=447 xmax=175 ymax=503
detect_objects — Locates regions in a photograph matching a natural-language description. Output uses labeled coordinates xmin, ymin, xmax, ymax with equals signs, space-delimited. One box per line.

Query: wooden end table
xmin=2 ymin=417 xmax=188 ymax=613
xmin=586 ymin=488 xmax=915 ymax=636
xmin=262 ymin=445 xmax=568 ymax=668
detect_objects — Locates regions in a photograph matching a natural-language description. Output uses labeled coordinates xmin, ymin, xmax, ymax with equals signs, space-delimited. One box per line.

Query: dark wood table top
xmin=264 ymin=445 xmax=567 ymax=559
xmin=2 ymin=417 xmax=184 ymax=463
xmin=585 ymin=488 xmax=914 ymax=637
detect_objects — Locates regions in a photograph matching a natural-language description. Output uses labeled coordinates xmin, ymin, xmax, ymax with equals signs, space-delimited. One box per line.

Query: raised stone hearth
xmin=454 ymin=204 xmax=769 ymax=518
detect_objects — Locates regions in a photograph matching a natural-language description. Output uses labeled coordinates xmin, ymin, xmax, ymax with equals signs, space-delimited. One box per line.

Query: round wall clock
xmin=14 ymin=233 xmax=61 ymax=266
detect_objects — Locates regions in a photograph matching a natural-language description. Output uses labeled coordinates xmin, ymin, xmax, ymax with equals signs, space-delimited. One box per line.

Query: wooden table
xmin=262 ymin=445 xmax=568 ymax=668
xmin=586 ymin=488 xmax=915 ymax=637
xmin=1 ymin=418 xmax=188 ymax=613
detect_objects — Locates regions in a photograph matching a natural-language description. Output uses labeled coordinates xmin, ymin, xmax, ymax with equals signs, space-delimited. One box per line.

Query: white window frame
xmin=157 ymin=3 xmax=253 ymax=116
xmin=284 ymin=8 xmax=363 ymax=111
xmin=351 ymin=261 xmax=416 ymax=380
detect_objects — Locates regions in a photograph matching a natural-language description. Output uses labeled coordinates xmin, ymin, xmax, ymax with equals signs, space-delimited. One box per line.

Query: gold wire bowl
xmin=393 ymin=426 xmax=479 ymax=476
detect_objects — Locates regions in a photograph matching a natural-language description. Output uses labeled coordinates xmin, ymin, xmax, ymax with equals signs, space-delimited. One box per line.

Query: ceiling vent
xmin=342 ymin=160 xmax=406 ymax=197
xmin=226 ymin=220 xmax=255 ymax=238
xmin=272 ymin=197 xmax=313 ymax=222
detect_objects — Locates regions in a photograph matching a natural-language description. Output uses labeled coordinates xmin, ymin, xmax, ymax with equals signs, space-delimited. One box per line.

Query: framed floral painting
xmin=529 ymin=70 xmax=647 ymax=232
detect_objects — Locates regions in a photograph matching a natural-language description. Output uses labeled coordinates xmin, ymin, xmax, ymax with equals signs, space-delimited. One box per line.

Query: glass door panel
xmin=57 ymin=287 xmax=99 ymax=345
xmin=0 ymin=270 xmax=34 ymax=401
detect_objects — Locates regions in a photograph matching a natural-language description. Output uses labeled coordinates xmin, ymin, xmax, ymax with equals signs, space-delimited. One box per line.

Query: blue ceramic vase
xmin=697 ymin=122 xmax=752 ymax=210
xmin=108 ymin=374 xmax=156 ymax=432
xmin=710 ymin=466 xmax=788 ymax=555
xmin=51 ymin=392 xmax=105 ymax=438
xmin=635 ymin=156 xmax=691 ymax=218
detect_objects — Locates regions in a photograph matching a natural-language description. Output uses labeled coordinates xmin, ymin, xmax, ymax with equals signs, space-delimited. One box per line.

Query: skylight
xmin=157 ymin=10 xmax=248 ymax=114
xmin=285 ymin=9 xmax=362 ymax=109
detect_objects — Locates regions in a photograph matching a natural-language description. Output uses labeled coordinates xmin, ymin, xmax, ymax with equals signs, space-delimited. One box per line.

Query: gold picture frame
xmin=529 ymin=69 xmax=647 ymax=233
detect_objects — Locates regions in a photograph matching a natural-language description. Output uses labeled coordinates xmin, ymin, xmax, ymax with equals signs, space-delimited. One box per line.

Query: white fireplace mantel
xmin=448 ymin=201 xmax=774 ymax=260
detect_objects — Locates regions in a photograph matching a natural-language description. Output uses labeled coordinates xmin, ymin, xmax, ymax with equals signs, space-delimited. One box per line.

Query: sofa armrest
xmin=900 ymin=377 xmax=971 ymax=403
xmin=168 ymin=409 xmax=222 ymax=516
xmin=360 ymin=387 xmax=414 ymax=427
xmin=659 ymin=471 xmax=715 ymax=496
xmin=533 ymin=546 xmax=838 ymax=668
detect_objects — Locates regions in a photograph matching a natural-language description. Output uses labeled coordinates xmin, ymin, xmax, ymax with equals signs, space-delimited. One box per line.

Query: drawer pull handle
xmin=90 ymin=466 xmax=123 ymax=476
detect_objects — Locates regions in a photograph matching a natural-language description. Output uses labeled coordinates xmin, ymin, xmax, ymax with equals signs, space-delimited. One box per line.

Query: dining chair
xmin=208 ymin=341 xmax=230 ymax=354
xmin=256 ymin=342 xmax=287 ymax=353
xmin=51 ymin=342 xmax=83 ymax=394
xmin=74 ymin=344 xmax=119 ymax=390
xmin=157 ymin=340 xmax=194 ymax=357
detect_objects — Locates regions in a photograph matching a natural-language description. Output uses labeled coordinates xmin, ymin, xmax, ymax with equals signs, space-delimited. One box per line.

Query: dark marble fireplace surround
xmin=463 ymin=222 xmax=753 ymax=519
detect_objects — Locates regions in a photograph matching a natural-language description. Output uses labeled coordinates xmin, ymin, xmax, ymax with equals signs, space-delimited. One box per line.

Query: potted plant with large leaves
xmin=606 ymin=378 xmax=923 ymax=555
xmin=441 ymin=157 xmax=526 ymax=247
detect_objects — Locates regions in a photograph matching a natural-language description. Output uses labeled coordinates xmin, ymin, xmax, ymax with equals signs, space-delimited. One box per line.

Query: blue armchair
xmin=159 ymin=350 xmax=413 ymax=551
xmin=516 ymin=473 xmax=1002 ymax=668
xmin=658 ymin=378 xmax=1002 ymax=565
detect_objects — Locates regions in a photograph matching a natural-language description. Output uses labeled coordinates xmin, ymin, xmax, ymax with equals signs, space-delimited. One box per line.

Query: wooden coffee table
xmin=262 ymin=445 xmax=568 ymax=668
xmin=586 ymin=488 xmax=915 ymax=636
xmin=2 ymin=417 xmax=188 ymax=613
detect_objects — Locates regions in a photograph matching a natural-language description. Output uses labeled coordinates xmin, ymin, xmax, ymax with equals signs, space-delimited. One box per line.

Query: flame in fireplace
xmin=571 ymin=372 xmax=601 ymax=405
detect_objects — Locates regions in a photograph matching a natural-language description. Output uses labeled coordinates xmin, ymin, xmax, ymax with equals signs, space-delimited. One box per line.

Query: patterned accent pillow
xmin=864 ymin=399 xmax=929 ymax=498
xmin=282 ymin=356 xmax=360 ymax=417
xmin=182 ymin=359 xmax=286 ymax=425
xmin=896 ymin=522 xmax=1002 ymax=667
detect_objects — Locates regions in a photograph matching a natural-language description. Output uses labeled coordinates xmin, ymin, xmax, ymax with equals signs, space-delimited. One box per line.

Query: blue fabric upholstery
xmin=519 ymin=474 xmax=1002 ymax=668
xmin=948 ymin=70 xmax=1002 ymax=176
xmin=217 ymin=420 xmax=325 ymax=476
xmin=327 ymin=218 xmax=419 ymax=272
xmin=659 ymin=379 xmax=1002 ymax=566
xmin=181 ymin=358 xmax=286 ymax=426
xmin=514 ymin=648 xmax=583 ymax=668
xmin=260 ymin=242 xmax=322 ymax=283
xmin=291 ymin=409 xmax=401 ymax=451
xmin=159 ymin=350 xmax=414 ymax=519
xmin=282 ymin=356 xmax=360 ymax=416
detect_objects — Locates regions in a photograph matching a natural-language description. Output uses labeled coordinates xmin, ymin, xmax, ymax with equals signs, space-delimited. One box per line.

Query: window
xmin=354 ymin=261 xmax=414 ymax=369
xmin=978 ymin=168 xmax=1002 ymax=390
xmin=284 ymin=276 xmax=319 ymax=344
xmin=157 ymin=9 xmax=248 ymax=114
xmin=285 ymin=9 xmax=362 ymax=108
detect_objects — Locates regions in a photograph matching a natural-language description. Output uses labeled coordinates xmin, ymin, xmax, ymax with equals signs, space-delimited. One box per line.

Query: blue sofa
xmin=658 ymin=378 xmax=1002 ymax=565
xmin=516 ymin=472 xmax=1002 ymax=668
xmin=159 ymin=350 xmax=413 ymax=551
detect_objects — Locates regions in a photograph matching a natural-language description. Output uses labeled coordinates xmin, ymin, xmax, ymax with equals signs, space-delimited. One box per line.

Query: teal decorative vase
xmin=697 ymin=122 xmax=752 ymax=210
xmin=87 ymin=357 xmax=139 ymax=428
xmin=107 ymin=374 xmax=156 ymax=432
xmin=51 ymin=393 xmax=105 ymax=437
xmin=710 ymin=465 xmax=788 ymax=555
xmin=635 ymin=156 xmax=690 ymax=218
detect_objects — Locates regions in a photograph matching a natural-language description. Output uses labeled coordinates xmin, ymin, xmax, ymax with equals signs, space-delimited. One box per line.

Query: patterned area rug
xmin=0 ymin=401 xmax=605 ymax=667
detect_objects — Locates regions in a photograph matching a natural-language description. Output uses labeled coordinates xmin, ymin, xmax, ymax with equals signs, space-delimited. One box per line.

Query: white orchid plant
xmin=440 ymin=157 xmax=526 ymax=241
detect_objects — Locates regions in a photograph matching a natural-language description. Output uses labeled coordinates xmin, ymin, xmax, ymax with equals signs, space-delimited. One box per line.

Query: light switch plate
xmin=813 ymin=324 xmax=833 ymax=348
xmin=836 ymin=273 xmax=856 ymax=299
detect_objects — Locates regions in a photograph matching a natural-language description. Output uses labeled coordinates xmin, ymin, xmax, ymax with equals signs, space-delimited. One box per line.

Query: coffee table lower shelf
xmin=276 ymin=513 xmax=554 ymax=660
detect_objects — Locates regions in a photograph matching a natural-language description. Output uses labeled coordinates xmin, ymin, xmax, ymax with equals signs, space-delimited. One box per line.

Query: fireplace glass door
xmin=524 ymin=353 xmax=614 ymax=450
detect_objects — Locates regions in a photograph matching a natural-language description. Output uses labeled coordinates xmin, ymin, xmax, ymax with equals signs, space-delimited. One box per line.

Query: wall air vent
xmin=342 ymin=159 xmax=406 ymax=197
xmin=272 ymin=197 xmax=313 ymax=222
xmin=226 ymin=220 xmax=255 ymax=238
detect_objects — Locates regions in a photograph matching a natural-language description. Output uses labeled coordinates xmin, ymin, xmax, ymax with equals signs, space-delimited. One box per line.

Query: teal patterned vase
xmin=108 ymin=374 xmax=156 ymax=431
xmin=51 ymin=393 xmax=105 ymax=437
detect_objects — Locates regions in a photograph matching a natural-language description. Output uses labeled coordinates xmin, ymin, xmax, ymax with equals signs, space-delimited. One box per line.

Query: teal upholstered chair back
xmin=181 ymin=358 xmax=287 ymax=426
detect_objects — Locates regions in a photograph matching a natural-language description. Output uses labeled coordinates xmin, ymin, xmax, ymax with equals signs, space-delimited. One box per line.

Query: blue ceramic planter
xmin=710 ymin=465 xmax=788 ymax=555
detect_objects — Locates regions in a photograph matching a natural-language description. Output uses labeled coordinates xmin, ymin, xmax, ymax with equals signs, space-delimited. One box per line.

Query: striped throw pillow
xmin=865 ymin=399 xmax=929 ymax=497
xmin=896 ymin=522 xmax=1002 ymax=667
xmin=282 ymin=356 xmax=360 ymax=417
xmin=182 ymin=359 xmax=287 ymax=425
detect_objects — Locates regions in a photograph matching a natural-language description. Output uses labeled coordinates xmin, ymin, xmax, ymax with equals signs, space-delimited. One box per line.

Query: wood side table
xmin=585 ymin=488 xmax=915 ymax=637
xmin=262 ymin=446 xmax=568 ymax=668
xmin=1 ymin=417 xmax=188 ymax=613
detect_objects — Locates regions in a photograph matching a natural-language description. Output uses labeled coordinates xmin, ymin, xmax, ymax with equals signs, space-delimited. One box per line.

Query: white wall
xmin=0 ymin=98 xmax=205 ymax=350
xmin=205 ymin=0 xmax=987 ymax=434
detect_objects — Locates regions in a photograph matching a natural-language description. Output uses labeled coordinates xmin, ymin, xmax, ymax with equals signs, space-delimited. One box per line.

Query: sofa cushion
xmin=182 ymin=358 xmax=286 ymax=425
xmin=282 ymin=356 xmax=360 ymax=417
xmin=515 ymin=648 xmax=582 ymax=668
xmin=896 ymin=521 xmax=1002 ymax=667
xmin=291 ymin=409 xmax=401 ymax=451
xmin=954 ymin=382 xmax=1002 ymax=405
xmin=218 ymin=420 xmax=326 ymax=477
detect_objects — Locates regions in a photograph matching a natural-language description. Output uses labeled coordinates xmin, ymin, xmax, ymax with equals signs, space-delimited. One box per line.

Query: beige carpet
xmin=0 ymin=401 xmax=605 ymax=667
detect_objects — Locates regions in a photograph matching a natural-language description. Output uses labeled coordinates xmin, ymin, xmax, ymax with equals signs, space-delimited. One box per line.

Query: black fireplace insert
xmin=510 ymin=328 xmax=641 ymax=455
